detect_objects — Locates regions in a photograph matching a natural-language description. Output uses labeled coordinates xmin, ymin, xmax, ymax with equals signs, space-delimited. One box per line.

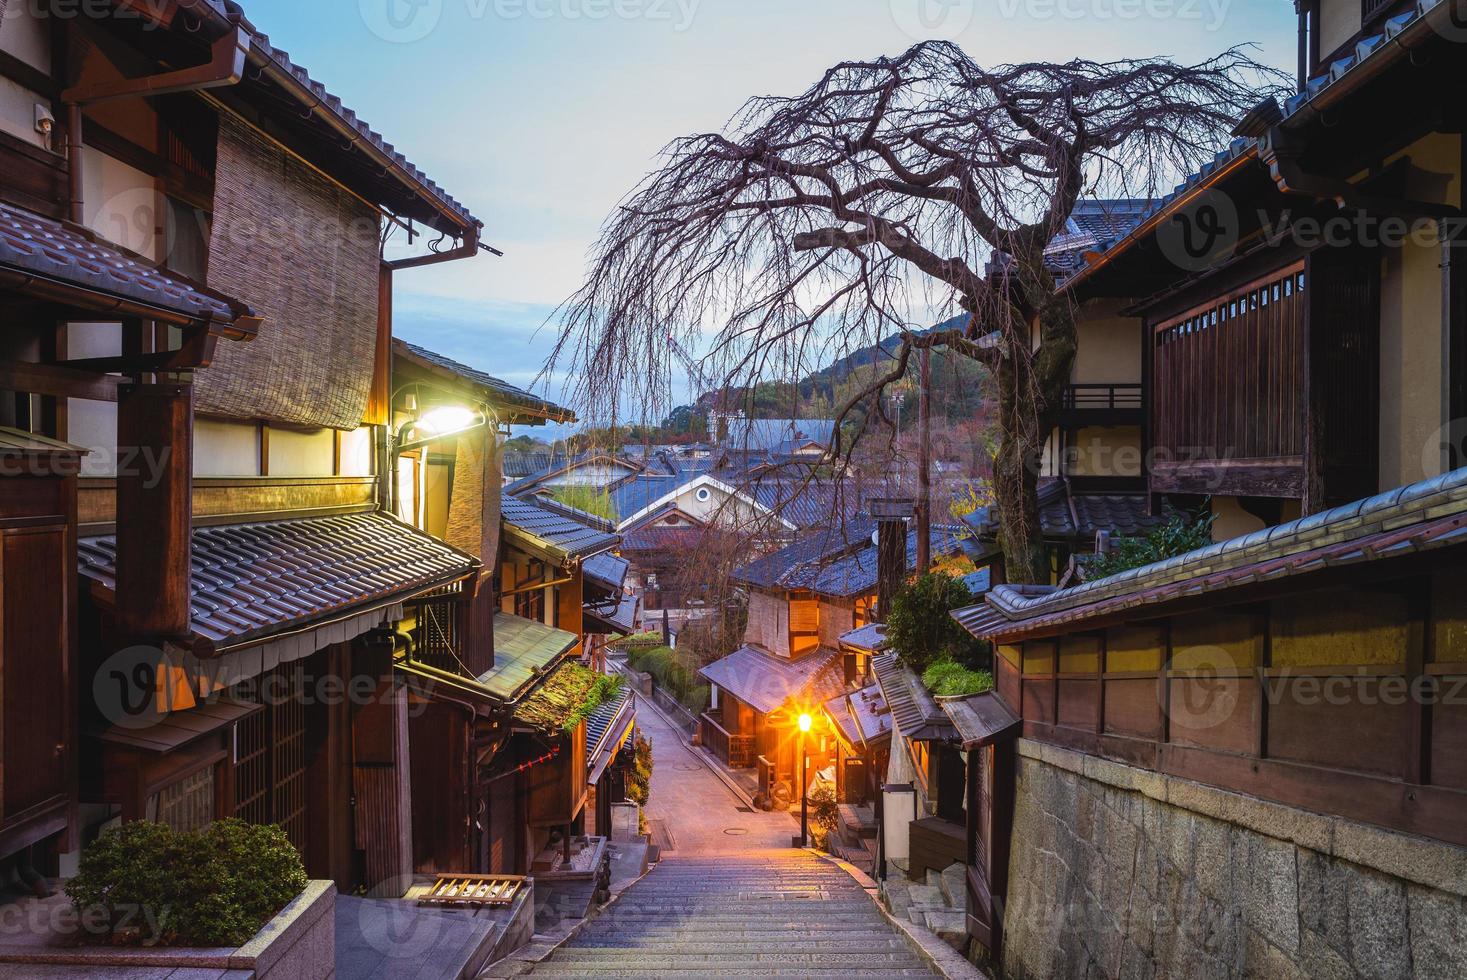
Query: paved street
xmin=635 ymin=691 xmax=797 ymax=855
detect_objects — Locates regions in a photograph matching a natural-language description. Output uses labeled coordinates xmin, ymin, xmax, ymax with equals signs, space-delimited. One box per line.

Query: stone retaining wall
xmin=1002 ymin=741 xmax=1467 ymax=980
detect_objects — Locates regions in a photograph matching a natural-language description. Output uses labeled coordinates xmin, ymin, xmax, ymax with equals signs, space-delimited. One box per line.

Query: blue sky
xmin=242 ymin=0 xmax=1298 ymax=433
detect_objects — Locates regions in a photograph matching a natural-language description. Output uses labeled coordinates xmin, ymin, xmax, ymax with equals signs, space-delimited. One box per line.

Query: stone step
xmin=566 ymin=933 xmax=909 ymax=950
xmin=548 ymin=950 xmax=929 ymax=966
xmin=516 ymin=851 xmax=937 ymax=979
xmin=522 ymin=969 xmax=940 ymax=978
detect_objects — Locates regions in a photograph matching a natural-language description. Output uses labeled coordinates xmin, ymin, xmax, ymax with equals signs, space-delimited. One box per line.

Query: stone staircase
xmin=880 ymin=862 xmax=968 ymax=952
xmin=499 ymin=850 xmax=941 ymax=977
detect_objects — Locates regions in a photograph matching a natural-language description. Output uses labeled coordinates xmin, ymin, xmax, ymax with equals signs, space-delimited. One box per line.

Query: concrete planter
xmin=0 ymin=880 xmax=336 ymax=979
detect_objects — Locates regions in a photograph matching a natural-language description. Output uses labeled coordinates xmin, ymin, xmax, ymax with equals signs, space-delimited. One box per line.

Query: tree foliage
xmin=1085 ymin=509 xmax=1218 ymax=580
xmin=887 ymin=572 xmax=989 ymax=674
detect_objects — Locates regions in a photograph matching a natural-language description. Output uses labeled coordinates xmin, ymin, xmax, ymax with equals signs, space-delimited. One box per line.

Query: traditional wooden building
xmin=699 ymin=521 xmax=966 ymax=798
xmin=386 ymin=342 xmax=639 ymax=879
xmin=940 ymin=4 xmax=1467 ymax=970
xmin=0 ymin=0 xmax=498 ymax=897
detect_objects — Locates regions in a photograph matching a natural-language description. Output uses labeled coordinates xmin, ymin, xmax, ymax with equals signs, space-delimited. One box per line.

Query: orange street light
xmin=797 ymin=712 xmax=813 ymax=733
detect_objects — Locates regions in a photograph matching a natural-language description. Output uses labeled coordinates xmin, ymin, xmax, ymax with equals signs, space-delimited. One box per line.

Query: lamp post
xmin=797 ymin=712 xmax=813 ymax=848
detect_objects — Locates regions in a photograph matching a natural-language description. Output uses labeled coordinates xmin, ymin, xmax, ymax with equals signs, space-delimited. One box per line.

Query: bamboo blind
xmin=197 ymin=115 xmax=381 ymax=429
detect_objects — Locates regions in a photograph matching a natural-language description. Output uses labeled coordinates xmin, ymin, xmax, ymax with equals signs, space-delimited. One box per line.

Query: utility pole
xmin=917 ymin=346 xmax=932 ymax=574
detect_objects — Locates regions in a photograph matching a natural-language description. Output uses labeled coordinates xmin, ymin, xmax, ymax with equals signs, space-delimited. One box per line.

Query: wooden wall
xmin=79 ymin=475 xmax=376 ymax=529
xmin=997 ymin=568 xmax=1467 ymax=847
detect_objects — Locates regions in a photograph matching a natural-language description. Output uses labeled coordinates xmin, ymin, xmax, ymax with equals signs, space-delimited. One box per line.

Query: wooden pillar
xmin=872 ymin=497 xmax=914 ymax=622
xmin=917 ymin=347 xmax=932 ymax=573
xmin=115 ymin=379 xmax=192 ymax=642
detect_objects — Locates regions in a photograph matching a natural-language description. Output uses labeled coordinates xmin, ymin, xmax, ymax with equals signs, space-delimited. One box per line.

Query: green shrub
xmin=1085 ymin=510 xmax=1217 ymax=580
xmin=887 ymin=573 xmax=990 ymax=674
xmin=626 ymin=645 xmax=708 ymax=713
xmin=551 ymin=485 xmax=618 ymax=522
xmin=922 ymin=659 xmax=995 ymax=698
xmin=626 ymin=734 xmax=654 ymax=807
xmin=806 ymin=782 xmax=840 ymax=851
xmin=67 ymin=819 xmax=307 ymax=948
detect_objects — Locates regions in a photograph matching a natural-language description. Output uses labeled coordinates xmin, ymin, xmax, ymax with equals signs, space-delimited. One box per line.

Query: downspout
xmin=60 ymin=27 xmax=249 ymax=226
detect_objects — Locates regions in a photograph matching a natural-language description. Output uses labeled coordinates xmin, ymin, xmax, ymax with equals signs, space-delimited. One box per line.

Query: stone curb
xmin=814 ymin=851 xmax=989 ymax=980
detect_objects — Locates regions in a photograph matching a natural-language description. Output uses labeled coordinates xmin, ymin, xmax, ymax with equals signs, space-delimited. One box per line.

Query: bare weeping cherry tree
xmin=549 ymin=40 xmax=1284 ymax=584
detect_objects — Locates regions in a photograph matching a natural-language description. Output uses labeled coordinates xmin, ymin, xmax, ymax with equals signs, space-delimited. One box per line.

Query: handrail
xmin=700 ymin=712 xmax=755 ymax=768
xmin=1061 ymin=383 xmax=1143 ymax=411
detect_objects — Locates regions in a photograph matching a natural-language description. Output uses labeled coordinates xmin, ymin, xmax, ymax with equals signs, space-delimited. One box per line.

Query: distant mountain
xmin=798 ymin=314 xmax=970 ymax=401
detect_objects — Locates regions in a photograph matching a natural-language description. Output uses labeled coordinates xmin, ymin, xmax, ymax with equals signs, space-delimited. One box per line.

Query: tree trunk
xmin=991 ymin=289 xmax=1077 ymax=585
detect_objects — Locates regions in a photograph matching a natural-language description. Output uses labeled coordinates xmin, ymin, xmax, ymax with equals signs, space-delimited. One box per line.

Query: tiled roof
xmin=501 ymin=497 xmax=621 ymax=564
xmin=734 ymin=522 xmax=966 ymax=599
xmin=954 ymin=467 xmax=1467 ymax=643
xmin=1061 ymin=139 xmax=1258 ymax=291
xmin=871 ymin=653 xmax=956 ymax=743
xmin=620 ymin=524 xmax=709 ymax=553
xmin=1281 ymin=0 xmax=1447 ymax=122
xmin=940 ymin=692 xmax=1020 ymax=751
xmin=503 ymin=453 xmax=640 ymax=496
xmin=503 ymin=452 xmax=554 ymax=479
xmin=823 ymin=683 xmax=891 ymax=750
xmin=197 ymin=1 xmax=479 ymax=230
xmin=961 ymin=568 xmax=993 ymax=596
xmin=837 ymin=623 xmax=891 ymax=654
xmin=477 ymin=613 xmax=579 ymax=701
xmin=698 ymin=645 xmax=846 ymax=716
xmin=962 ymin=482 xmax=1163 ymax=546
xmin=584 ymin=593 xmax=641 ymax=636
xmin=582 ymin=552 xmax=631 ymax=593
xmin=394 ymin=340 xmax=571 ymax=422
xmin=78 ymin=512 xmax=478 ymax=649
xmin=721 ymin=419 xmax=836 ymax=453
xmin=586 ymin=685 xmax=635 ymax=762
xmin=0 ymin=202 xmax=251 ymax=326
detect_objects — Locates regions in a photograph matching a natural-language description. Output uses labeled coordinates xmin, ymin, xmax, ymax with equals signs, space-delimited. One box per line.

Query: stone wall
xmin=1002 ymin=740 xmax=1467 ymax=980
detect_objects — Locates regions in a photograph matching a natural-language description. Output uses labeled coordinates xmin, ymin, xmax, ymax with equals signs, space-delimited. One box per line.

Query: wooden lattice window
xmin=1361 ymin=0 xmax=1394 ymax=25
xmin=151 ymin=766 xmax=215 ymax=833
xmin=1152 ymin=264 xmax=1306 ymax=464
xmin=232 ymin=662 xmax=309 ymax=857
xmin=414 ymin=599 xmax=462 ymax=674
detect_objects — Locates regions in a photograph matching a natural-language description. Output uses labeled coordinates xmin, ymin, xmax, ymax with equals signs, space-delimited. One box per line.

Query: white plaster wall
xmin=194 ymin=418 xmax=261 ymax=478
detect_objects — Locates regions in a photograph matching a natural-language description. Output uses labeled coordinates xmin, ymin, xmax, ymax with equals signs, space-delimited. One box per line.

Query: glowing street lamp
xmin=797 ymin=711 xmax=814 ymax=848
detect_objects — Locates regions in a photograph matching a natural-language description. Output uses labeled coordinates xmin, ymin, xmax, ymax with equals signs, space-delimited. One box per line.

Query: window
xmin=150 ymin=765 xmax=215 ymax=833
xmin=515 ymin=588 xmax=545 ymax=623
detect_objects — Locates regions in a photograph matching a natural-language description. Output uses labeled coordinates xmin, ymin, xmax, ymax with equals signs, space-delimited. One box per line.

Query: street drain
xmin=736 ymin=806 xmax=755 ymax=813
xmin=674 ymin=765 xmax=701 ymax=772
xmin=723 ymin=828 xmax=750 ymax=836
